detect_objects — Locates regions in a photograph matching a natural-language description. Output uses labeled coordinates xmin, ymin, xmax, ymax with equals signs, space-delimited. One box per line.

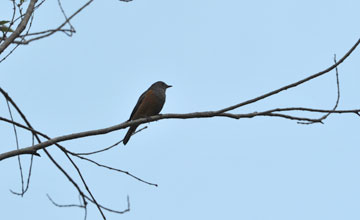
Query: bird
xmin=123 ymin=81 xmax=172 ymax=145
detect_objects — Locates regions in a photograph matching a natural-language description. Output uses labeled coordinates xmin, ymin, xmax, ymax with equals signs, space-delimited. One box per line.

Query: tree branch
xmin=9 ymin=0 xmax=133 ymax=45
xmin=0 ymin=0 xmax=38 ymax=54
xmin=214 ymin=38 xmax=360 ymax=114
xmin=2 ymin=105 xmax=360 ymax=161
xmin=20 ymin=0 xmax=94 ymax=44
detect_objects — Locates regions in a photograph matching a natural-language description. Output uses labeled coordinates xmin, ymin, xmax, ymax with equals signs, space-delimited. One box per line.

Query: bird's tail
xmin=123 ymin=126 xmax=137 ymax=145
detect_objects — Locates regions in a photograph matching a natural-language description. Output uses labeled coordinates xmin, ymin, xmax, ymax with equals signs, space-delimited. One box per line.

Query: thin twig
xmin=0 ymin=116 xmax=46 ymax=140
xmin=21 ymin=28 xmax=74 ymax=37
xmin=48 ymin=193 xmax=130 ymax=215
xmin=299 ymin=54 xmax=341 ymax=124
xmin=73 ymin=126 xmax=148 ymax=156
xmin=57 ymin=0 xmax=75 ymax=36
xmin=214 ymin=38 xmax=360 ymax=114
xmin=0 ymin=116 xmax=157 ymax=189
xmin=0 ymin=0 xmax=17 ymax=44
xmin=262 ymin=113 xmax=322 ymax=123
xmin=0 ymin=0 xmax=37 ymax=54
xmin=61 ymin=150 xmax=106 ymax=220
xmin=19 ymin=0 xmax=94 ymax=44
xmin=66 ymin=150 xmax=158 ymax=187
xmin=0 ymin=8 xmax=36 ymax=62
xmin=47 ymin=194 xmax=85 ymax=208
xmin=43 ymin=148 xmax=89 ymax=215
xmin=0 ymin=115 xmax=156 ymax=187
xmin=6 ymin=100 xmax=25 ymax=195
xmin=23 ymin=135 xmax=35 ymax=193
xmin=0 ymin=43 xmax=21 ymax=62
xmin=0 ymin=88 xmax=89 ymax=215
xmin=83 ymin=194 xmax=130 ymax=214
xmin=254 ymin=107 xmax=360 ymax=114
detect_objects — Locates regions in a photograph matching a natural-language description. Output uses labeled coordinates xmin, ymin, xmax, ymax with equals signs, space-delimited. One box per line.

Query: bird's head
xmin=151 ymin=81 xmax=172 ymax=90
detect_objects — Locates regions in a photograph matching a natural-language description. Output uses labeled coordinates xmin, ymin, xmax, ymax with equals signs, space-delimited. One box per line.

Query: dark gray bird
xmin=123 ymin=81 xmax=172 ymax=145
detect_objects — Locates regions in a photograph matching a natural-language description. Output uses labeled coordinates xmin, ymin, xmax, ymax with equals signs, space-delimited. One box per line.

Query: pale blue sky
xmin=1 ymin=0 xmax=360 ymax=219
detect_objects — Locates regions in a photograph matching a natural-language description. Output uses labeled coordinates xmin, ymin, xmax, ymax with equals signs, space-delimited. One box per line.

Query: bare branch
xmin=23 ymin=135 xmax=35 ymax=194
xmin=47 ymin=193 xmax=88 ymax=220
xmin=83 ymin=194 xmax=130 ymax=214
xmin=6 ymin=98 xmax=26 ymax=195
xmin=48 ymin=193 xmax=131 ymax=216
xmin=73 ymin=126 xmax=148 ymax=156
xmin=0 ymin=115 xmax=158 ymax=188
xmin=0 ymin=115 xmax=157 ymax=186
xmin=299 ymin=54 xmax=341 ymax=124
xmin=0 ymin=88 xmax=90 ymax=215
xmin=17 ymin=0 xmax=95 ymax=45
xmin=1 ymin=0 xmax=133 ymax=47
xmin=0 ymin=7 xmax=35 ymax=62
xmin=262 ymin=113 xmax=322 ymax=123
xmin=0 ymin=116 xmax=47 ymax=141
xmin=47 ymin=194 xmax=85 ymax=208
xmin=257 ymin=107 xmax=360 ymax=114
xmin=2 ymin=104 xmax=360 ymax=161
xmin=66 ymin=150 xmax=158 ymax=187
xmin=61 ymin=150 xmax=106 ymax=220
xmin=0 ymin=0 xmax=38 ymax=54
xmin=0 ymin=0 xmax=17 ymax=44
xmin=0 ymin=29 xmax=75 ymax=45
xmin=21 ymin=28 xmax=74 ymax=37
xmin=57 ymin=0 xmax=75 ymax=36
xmin=0 ymin=87 xmax=136 ymax=217
xmin=214 ymin=38 xmax=360 ymax=114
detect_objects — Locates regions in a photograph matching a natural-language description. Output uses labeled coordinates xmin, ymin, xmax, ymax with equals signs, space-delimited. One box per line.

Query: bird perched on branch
xmin=123 ymin=81 xmax=172 ymax=145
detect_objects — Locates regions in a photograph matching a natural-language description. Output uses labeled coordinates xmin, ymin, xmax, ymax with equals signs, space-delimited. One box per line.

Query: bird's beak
xmin=166 ymin=85 xmax=172 ymax=88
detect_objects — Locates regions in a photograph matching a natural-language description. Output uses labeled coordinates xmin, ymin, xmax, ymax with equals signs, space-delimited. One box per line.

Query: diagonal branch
xmin=61 ymin=150 xmax=106 ymax=219
xmin=0 ymin=0 xmax=38 ymax=54
xmin=65 ymin=150 xmax=158 ymax=187
xmin=0 ymin=88 xmax=90 ymax=215
xmin=0 ymin=116 xmax=158 ymax=186
xmin=0 ymin=87 xmax=131 ymax=218
xmin=215 ymin=38 xmax=360 ymax=114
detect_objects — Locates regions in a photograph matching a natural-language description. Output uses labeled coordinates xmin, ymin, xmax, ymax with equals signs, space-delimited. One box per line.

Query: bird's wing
xmin=128 ymin=89 xmax=148 ymax=120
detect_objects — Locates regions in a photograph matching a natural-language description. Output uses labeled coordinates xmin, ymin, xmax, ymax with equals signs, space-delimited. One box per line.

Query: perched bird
xmin=123 ymin=81 xmax=172 ymax=145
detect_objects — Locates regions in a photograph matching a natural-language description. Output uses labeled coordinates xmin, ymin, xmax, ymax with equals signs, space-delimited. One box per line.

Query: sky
xmin=1 ymin=0 xmax=360 ymax=219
